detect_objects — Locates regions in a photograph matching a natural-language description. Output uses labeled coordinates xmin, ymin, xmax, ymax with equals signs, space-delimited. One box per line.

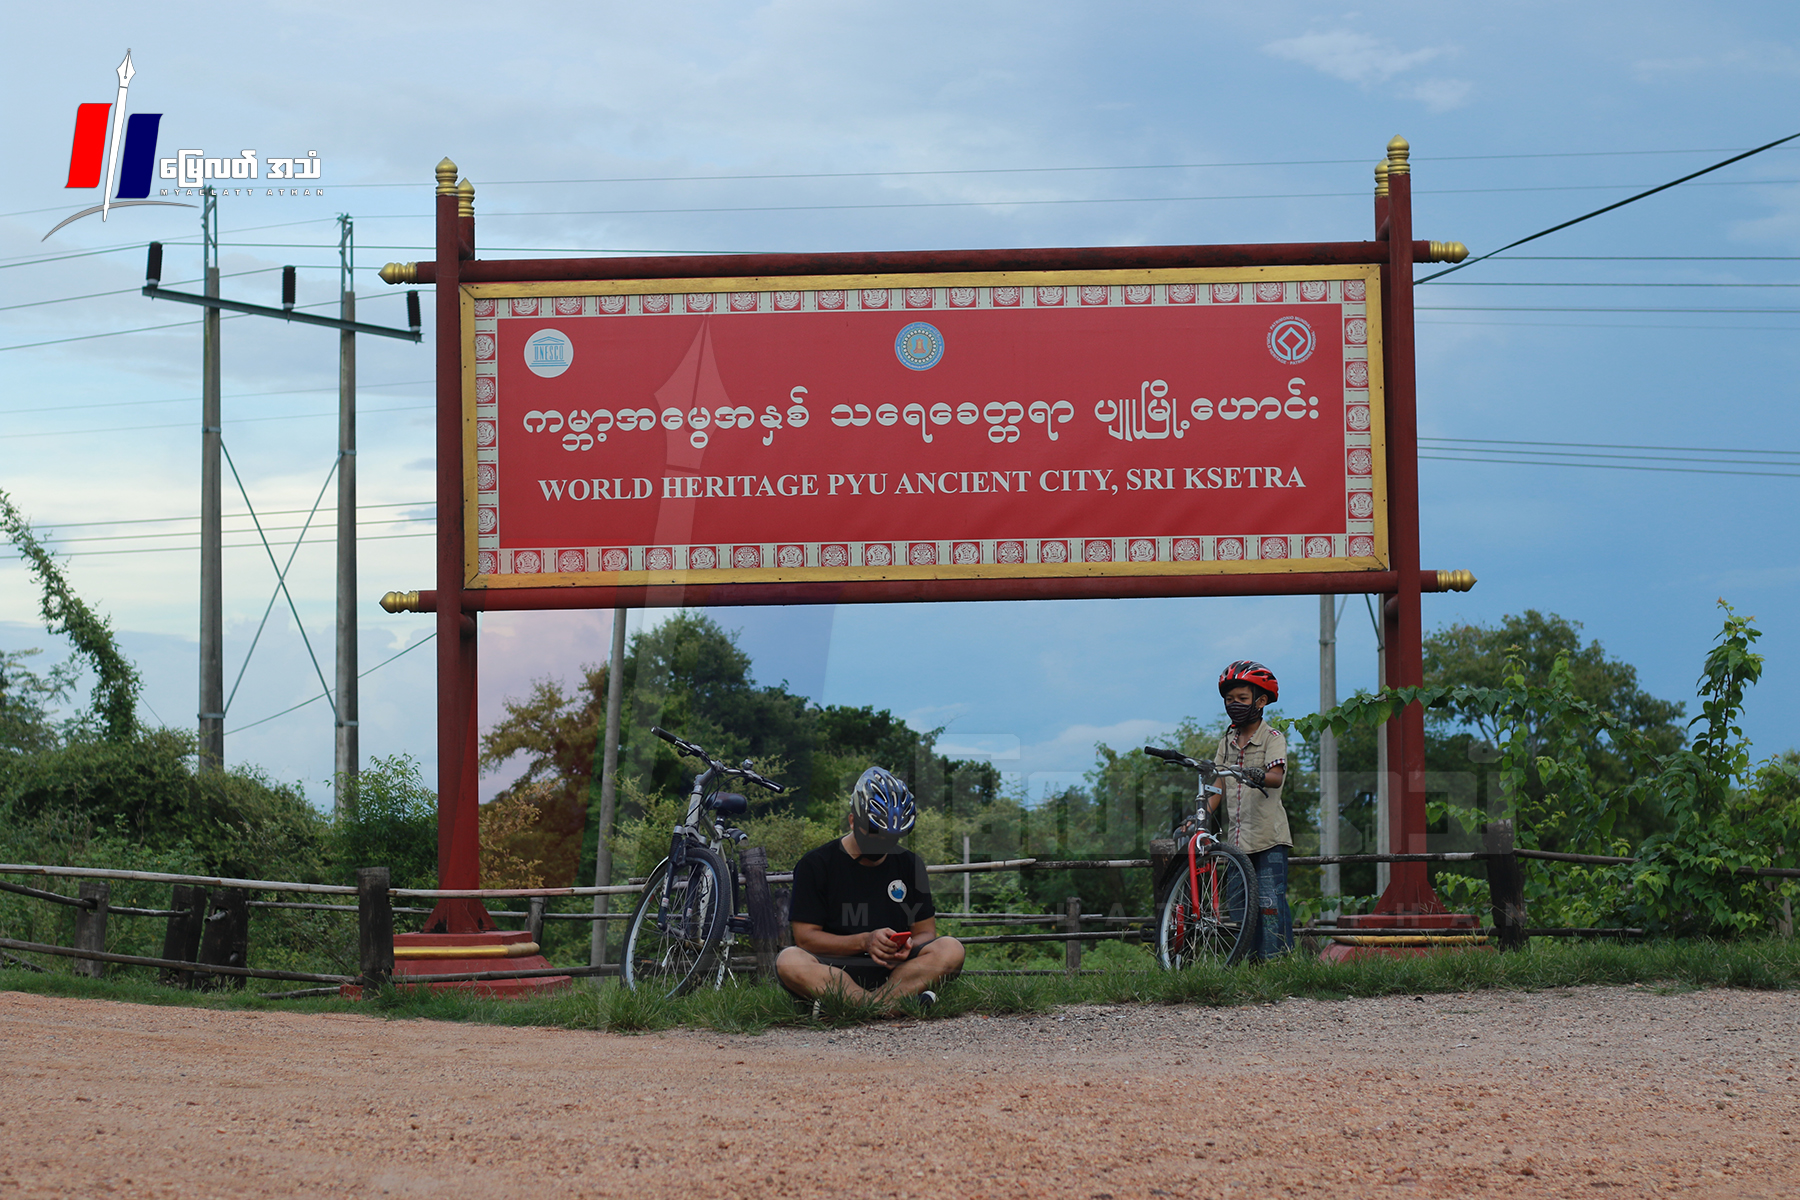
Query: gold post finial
xmin=435 ymin=158 xmax=458 ymax=196
xmin=457 ymin=178 xmax=475 ymax=218
xmin=1427 ymin=241 xmax=1470 ymax=263
xmin=1374 ymin=159 xmax=1390 ymax=198
xmin=1434 ymin=569 xmax=1477 ymax=593
xmin=377 ymin=262 xmax=417 ymax=285
xmin=1386 ymin=135 xmax=1411 ymax=176
xmin=380 ymin=590 xmax=422 ymax=613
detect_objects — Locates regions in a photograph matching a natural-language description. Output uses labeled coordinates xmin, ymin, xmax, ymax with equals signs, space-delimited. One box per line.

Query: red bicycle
xmin=1144 ymin=747 xmax=1262 ymax=968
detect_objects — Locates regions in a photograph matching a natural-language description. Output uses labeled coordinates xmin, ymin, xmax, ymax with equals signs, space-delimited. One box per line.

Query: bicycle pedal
xmin=727 ymin=915 xmax=752 ymax=935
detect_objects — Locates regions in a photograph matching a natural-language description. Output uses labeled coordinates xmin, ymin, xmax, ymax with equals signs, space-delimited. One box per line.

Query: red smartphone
xmin=888 ymin=930 xmax=913 ymax=948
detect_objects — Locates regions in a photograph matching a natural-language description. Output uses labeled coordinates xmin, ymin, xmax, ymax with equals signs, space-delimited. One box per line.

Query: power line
xmin=360 ymin=176 xmax=1800 ymax=224
xmin=1419 ymin=304 xmax=1800 ymax=314
xmin=0 ymin=268 xmax=278 ymax=313
xmin=1420 ymin=453 xmax=1797 ymax=479
xmin=0 ymin=378 xmax=432 ymax=419
xmin=0 ymin=217 xmax=341 ymax=269
xmin=1428 ymin=281 xmax=1800 ymax=288
xmin=33 ymin=500 xmax=432 ymax=530
xmin=0 ymin=529 xmax=434 ymax=562
xmin=225 ymin=632 xmax=437 ymax=736
xmin=0 ymin=295 xmax=387 ymax=354
xmin=245 ymin=144 xmax=1799 ymax=192
xmin=0 ymin=401 xmax=430 ymax=440
xmin=34 ymin=514 xmax=434 ymax=546
xmin=1468 ymin=255 xmax=1800 ymax=261
xmin=1418 ymin=131 xmax=1800 ymax=284
xmin=1419 ymin=317 xmax=1800 ymax=331
xmin=1422 ymin=436 xmax=1797 ymax=456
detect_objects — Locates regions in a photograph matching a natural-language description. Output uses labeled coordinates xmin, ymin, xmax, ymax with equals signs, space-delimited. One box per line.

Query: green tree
xmin=0 ymin=649 xmax=77 ymax=754
xmin=1423 ymin=610 xmax=1686 ymax=842
xmin=0 ymin=489 xmax=140 ymax=741
xmin=330 ymin=754 xmax=439 ymax=889
xmin=479 ymin=610 xmax=988 ymax=887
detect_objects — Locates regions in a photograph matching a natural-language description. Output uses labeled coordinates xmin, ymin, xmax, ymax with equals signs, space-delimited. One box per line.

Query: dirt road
xmin=2 ymin=986 xmax=1796 ymax=1198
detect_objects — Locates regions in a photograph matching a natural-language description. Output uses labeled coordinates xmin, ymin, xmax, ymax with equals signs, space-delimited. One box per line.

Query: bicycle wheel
xmin=622 ymin=846 xmax=730 ymax=997
xmin=1157 ymin=843 xmax=1260 ymax=968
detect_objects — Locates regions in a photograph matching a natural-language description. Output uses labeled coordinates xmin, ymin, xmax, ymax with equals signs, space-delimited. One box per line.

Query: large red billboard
xmin=462 ymin=267 xmax=1385 ymax=588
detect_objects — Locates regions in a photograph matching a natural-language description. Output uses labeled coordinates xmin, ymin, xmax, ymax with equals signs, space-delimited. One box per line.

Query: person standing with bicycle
xmin=777 ymin=767 xmax=965 ymax=1013
xmin=1213 ymin=661 xmax=1293 ymax=959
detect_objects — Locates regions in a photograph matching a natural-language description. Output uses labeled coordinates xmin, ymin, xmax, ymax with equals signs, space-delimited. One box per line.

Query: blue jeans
xmin=1247 ymin=845 xmax=1293 ymax=959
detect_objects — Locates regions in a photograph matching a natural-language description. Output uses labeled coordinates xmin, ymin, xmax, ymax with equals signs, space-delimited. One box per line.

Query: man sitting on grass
xmin=776 ymin=767 xmax=964 ymax=1013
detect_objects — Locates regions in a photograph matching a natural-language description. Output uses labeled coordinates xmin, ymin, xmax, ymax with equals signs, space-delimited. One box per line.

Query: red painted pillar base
xmin=341 ymin=930 xmax=568 ymax=998
xmin=1318 ymin=912 xmax=1485 ymax=962
xmin=423 ymin=897 xmax=497 ymax=933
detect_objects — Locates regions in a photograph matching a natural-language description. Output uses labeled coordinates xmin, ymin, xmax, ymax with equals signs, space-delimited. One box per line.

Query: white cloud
xmin=1264 ymin=29 xmax=1469 ymax=109
xmin=1264 ymin=30 xmax=1445 ymax=85
xmin=1407 ymin=77 xmax=1473 ymax=112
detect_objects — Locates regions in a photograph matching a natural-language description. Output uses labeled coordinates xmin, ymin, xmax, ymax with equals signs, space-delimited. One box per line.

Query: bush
xmin=329 ymin=755 xmax=437 ymax=889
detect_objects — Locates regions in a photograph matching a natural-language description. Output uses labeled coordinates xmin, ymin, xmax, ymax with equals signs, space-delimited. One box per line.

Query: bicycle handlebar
xmin=652 ymin=726 xmax=787 ymax=794
xmin=1141 ymin=745 xmax=1259 ymax=786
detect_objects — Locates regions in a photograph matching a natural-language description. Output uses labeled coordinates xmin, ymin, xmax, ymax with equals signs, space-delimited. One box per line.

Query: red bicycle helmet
xmin=1218 ymin=660 xmax=1279 ymax=702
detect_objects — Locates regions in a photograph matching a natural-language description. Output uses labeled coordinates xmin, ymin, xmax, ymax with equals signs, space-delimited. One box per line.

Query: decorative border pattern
xmin=462 ymin=266 xmax=1386 ymax=588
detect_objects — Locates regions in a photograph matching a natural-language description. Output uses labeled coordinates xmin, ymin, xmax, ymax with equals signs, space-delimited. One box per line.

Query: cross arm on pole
xmin=143 ymin=243 xmax=421 ymax=342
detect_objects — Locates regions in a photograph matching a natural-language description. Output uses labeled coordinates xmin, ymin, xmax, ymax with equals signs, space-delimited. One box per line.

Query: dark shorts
xmin=789 ymin=944 xmax=924 ymax=994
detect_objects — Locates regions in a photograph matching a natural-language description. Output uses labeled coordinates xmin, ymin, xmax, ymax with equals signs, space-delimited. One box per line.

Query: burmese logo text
xmin=46 ymin=50 xmax=326 ymax=241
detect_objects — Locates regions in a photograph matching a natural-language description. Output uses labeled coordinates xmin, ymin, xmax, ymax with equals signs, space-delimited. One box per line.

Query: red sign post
xmin=382 ymin=138 xmax=1468 ymax=935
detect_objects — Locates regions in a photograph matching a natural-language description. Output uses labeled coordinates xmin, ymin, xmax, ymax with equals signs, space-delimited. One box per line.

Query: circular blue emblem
xmin=887 ymin=879 xmax=908 ymax=902
xmin=894 ymin=322 xmax=945 ymax=371
xmin=1266 ymin=316 xmax=1315 ymax=365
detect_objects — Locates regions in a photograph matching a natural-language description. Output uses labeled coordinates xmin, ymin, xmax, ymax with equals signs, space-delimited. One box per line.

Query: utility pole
xmin=589 ymin=607 xmax=629 ymax=969
xmin=334 ymin=214 xmax=358 ymax=812
xmin=1318 ymin=596 xmax=1339 ymax=907
xmin=146 ymin=215 xmax=419 ymax=783
xmin=1374 ymin=600 xmax=1391 ymax=896
xmin=197 ymin=191 xmax=224 ymax=769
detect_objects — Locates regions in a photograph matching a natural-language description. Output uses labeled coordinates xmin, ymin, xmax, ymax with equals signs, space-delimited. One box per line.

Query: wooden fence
xmin=4 ymin=827 xmax=1794 ymax=996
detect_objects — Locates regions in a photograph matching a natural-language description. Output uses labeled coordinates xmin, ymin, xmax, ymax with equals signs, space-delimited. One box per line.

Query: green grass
xmin=4 ymin=937 xmax=1797 ymax=1034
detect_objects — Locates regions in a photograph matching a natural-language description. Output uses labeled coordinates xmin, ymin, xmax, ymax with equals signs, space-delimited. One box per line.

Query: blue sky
xmin=2 ymin=1 xmax=1796 ymax=807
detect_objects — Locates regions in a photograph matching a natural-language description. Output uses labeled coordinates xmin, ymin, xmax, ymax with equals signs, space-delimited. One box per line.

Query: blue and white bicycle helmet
xmin=852 ymin=766 xmax=916 ymax=846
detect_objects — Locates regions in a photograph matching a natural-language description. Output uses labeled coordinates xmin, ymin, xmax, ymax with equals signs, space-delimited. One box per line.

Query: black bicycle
xmin=1143 ymin=746 xmax=1262 ymax=968
xmin=621 ymin=727 xmax=785 ymax=998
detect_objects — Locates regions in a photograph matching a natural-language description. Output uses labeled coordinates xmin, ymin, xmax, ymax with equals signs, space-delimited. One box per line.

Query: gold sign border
xmin=461 ymin=265 xmax=1387 ymax=589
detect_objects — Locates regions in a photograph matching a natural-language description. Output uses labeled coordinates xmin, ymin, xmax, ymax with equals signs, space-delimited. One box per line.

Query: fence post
xmin=159 ymin=884 xmax=206 ymax=986
xmin=740 ymin=846 xmax=780 ymax=981
xmin=358 ymin=867 xmax=394 ymax=992
xmin=1063 ymin=894 xmax=1082 ymax=975
xmin=72 ymin=881 xmax=110 ymax=979
xmin=1484 ymin=820 xmax=1527 ymax=952
xmin=527 ymin=895 xmax=545 ymax=947
xmin=196 ymin=888 xmax=250 ymax=990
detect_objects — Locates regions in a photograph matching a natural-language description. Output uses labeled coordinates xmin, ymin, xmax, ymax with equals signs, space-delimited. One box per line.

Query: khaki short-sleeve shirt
xmin=1214 ymin=723 xmax=1292 ymax=855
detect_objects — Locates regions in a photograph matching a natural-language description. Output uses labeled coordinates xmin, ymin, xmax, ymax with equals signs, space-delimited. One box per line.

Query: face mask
xmin=1225 ymin=700 xmax=1260 ymax=727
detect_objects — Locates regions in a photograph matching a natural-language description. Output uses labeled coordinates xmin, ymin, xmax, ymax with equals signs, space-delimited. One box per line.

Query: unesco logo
xmin=525 ymin=329 xmax=574 ymax=378
xmin=1266 ymin=316 xmax=1316 ymax=365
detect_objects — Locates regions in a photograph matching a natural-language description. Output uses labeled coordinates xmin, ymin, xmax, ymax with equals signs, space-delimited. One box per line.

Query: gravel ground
xmin=1 ymin=985 xmax=1796 ymax=1198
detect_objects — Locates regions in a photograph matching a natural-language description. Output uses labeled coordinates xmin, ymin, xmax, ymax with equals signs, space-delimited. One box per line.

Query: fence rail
xmin=5 ymin=830 xmax=1793 ymax=997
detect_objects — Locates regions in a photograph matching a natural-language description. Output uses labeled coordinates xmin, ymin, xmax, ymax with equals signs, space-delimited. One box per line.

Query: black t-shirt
xmin=789 ymin=838 xmax=936 ymax=935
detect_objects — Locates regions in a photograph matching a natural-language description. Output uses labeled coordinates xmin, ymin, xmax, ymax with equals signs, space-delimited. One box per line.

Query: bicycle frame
xmin=653 ymin=762 xmax=741 ymax=937
xmin=1174 ymin=785 xmax=1228 ymax=948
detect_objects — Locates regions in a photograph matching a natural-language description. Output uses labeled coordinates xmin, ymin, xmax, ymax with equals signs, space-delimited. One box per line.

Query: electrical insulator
xmin=145 ymin=242 xmax=163 ymax=288
xmin=281 ymin=266 xmax=296 ymax=311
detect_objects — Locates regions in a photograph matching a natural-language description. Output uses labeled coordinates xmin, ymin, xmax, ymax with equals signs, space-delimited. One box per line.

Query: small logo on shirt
xmin=886 ymin=879 xmax=907 ymax=903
